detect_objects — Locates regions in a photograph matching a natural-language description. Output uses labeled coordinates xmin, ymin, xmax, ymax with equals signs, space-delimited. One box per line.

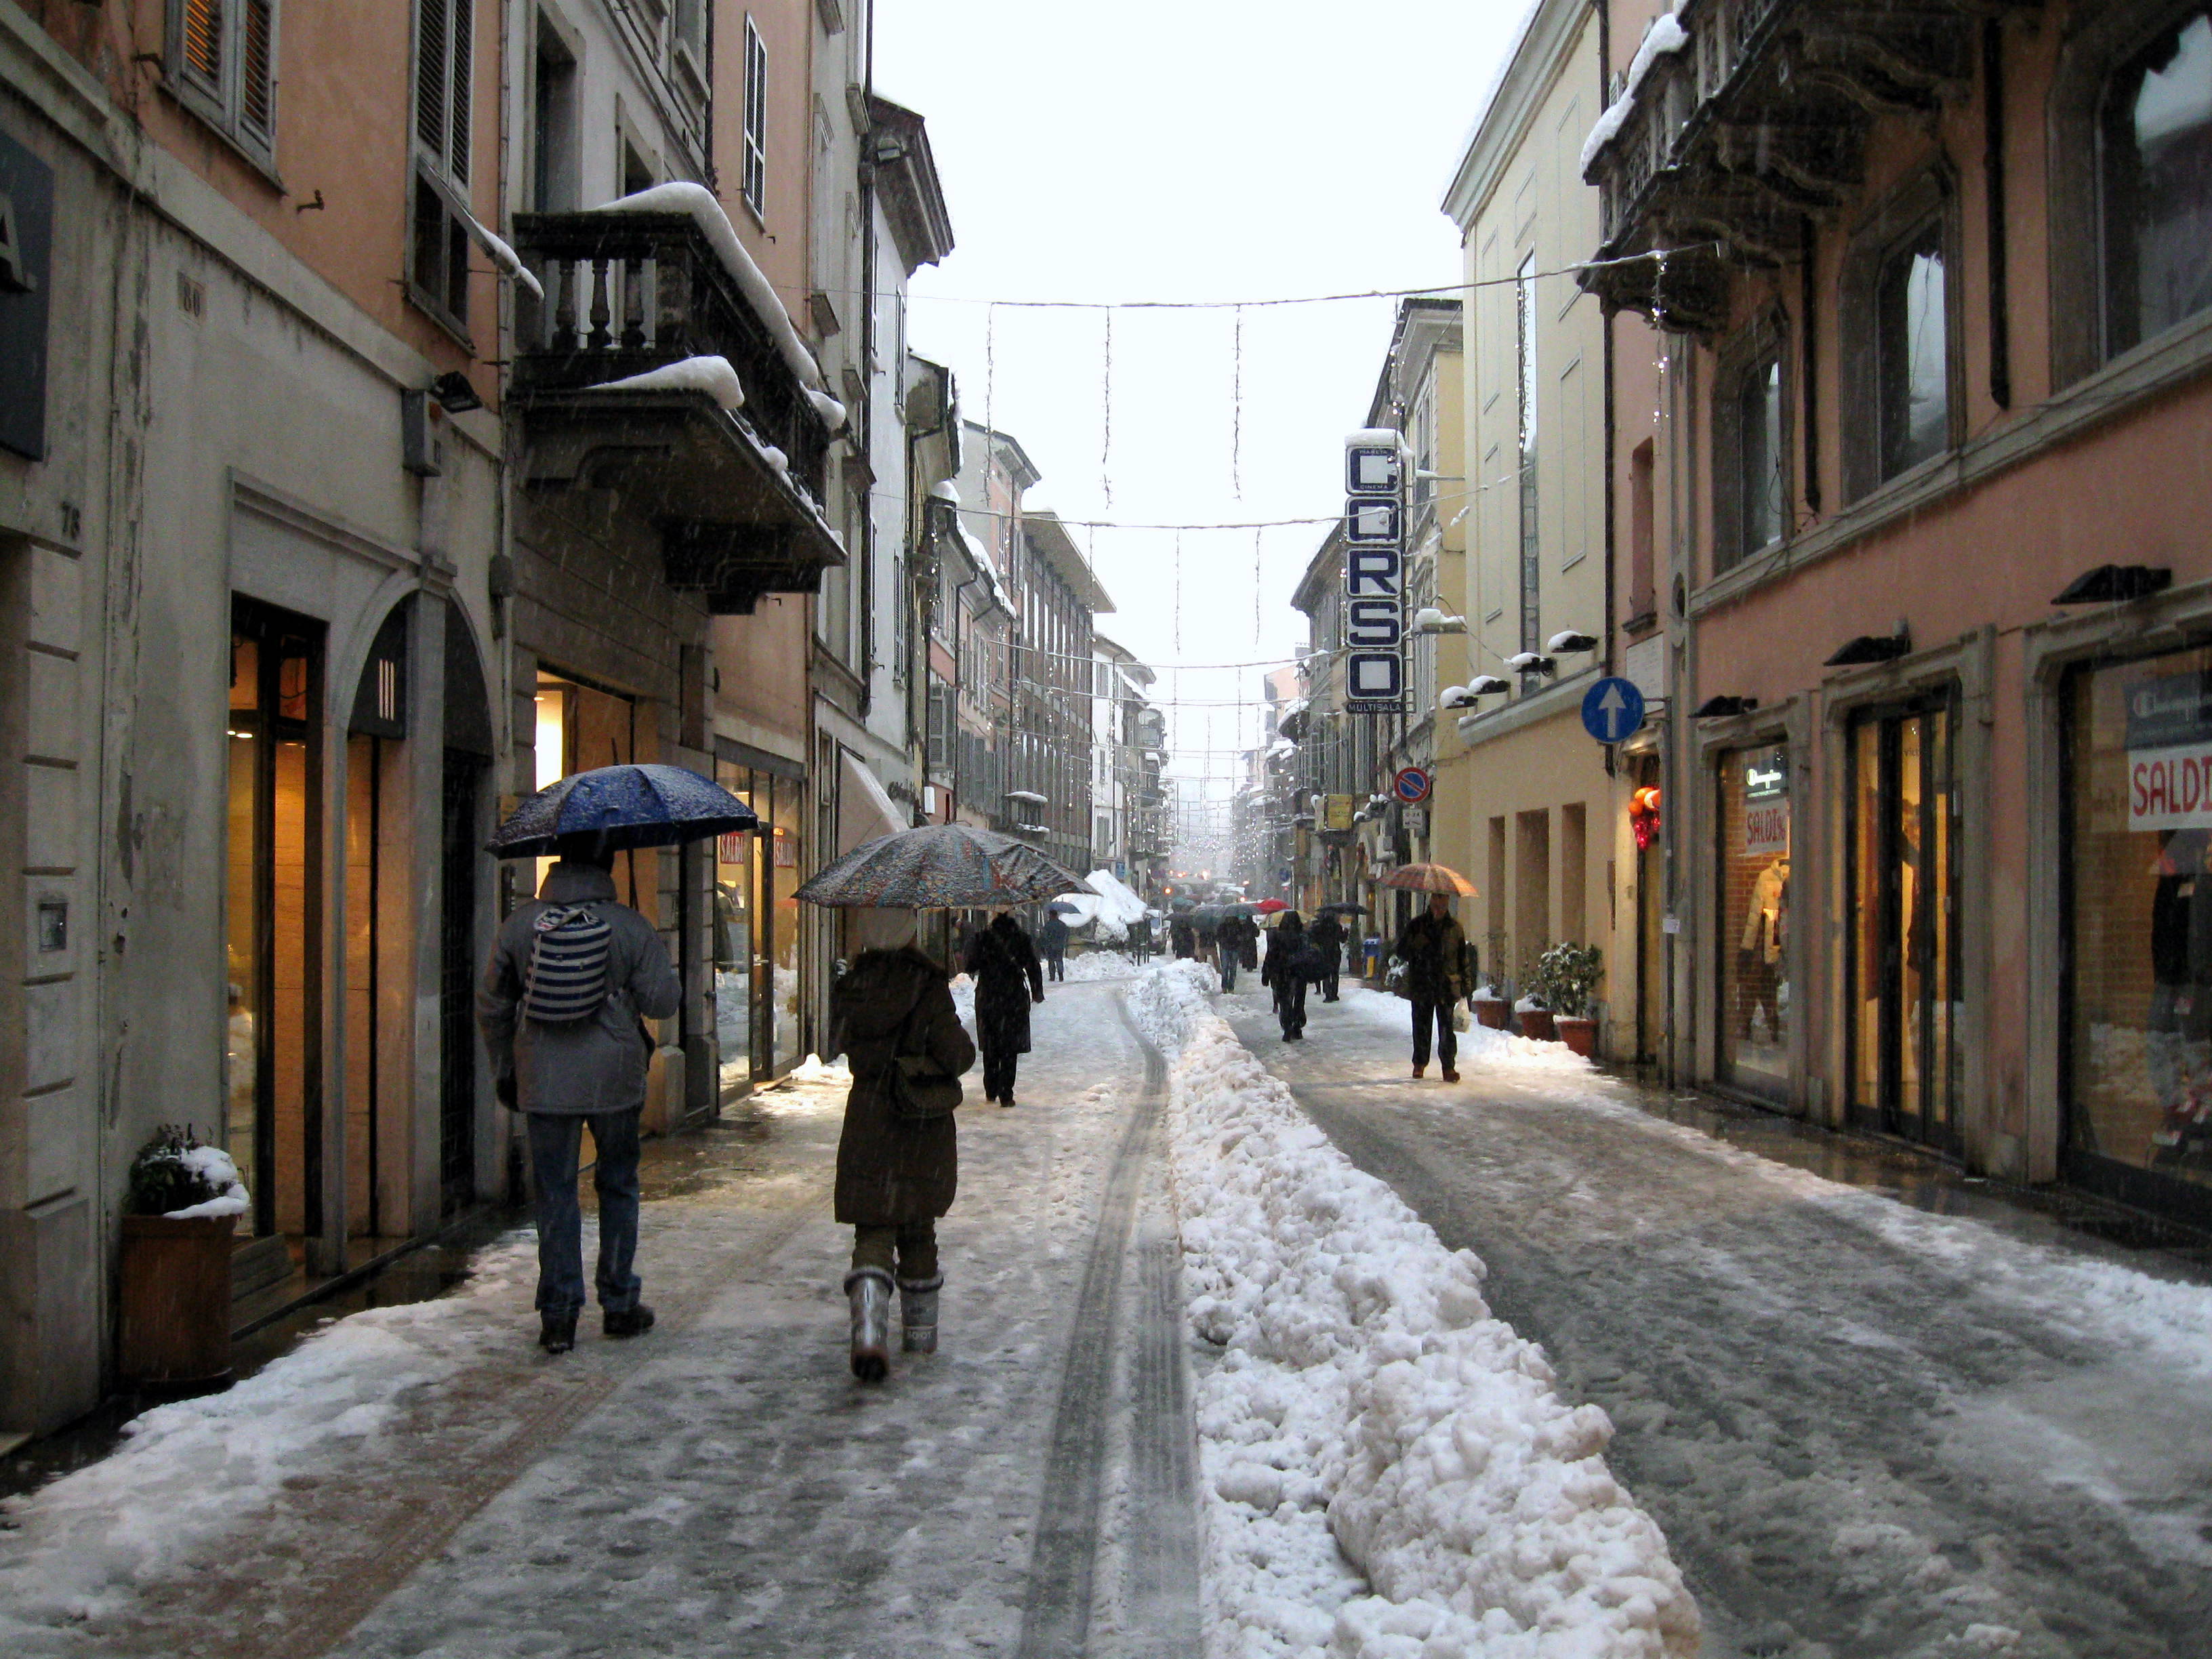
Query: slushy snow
xmin=1129 ymin=963 xmax=1700 ymax=1657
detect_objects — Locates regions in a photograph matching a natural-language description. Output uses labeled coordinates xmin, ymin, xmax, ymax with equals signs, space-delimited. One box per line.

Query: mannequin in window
xmin=2152 ymin=827 xmax=2212 ymax=1158
xmin=1738 ymin=853 xmax=1789 ymax=1045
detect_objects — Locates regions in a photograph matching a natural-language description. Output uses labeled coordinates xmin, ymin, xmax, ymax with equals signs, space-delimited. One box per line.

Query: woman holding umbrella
xmin=479 ymin=764 xmax=751 ymax=1356
xmin=965 ymin=912 xmax=1046 ymax=1104
xmin=795 ymin=822 xmax=1087 ymax=1378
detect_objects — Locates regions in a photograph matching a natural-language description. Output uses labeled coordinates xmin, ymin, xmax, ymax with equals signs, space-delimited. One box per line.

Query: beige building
xmin=1437 ymin=0 xmax=1622 ymax=1023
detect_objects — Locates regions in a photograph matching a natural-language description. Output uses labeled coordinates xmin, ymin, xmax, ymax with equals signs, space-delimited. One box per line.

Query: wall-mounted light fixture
xmin=1546 ymin=630 xmax=1598 ymax=655
xmin=2052 ymin=565 xmax=2171 ymax=605
xmin=1693 ymin=695 xmax=1758 ymax=718
xmin=1505 ymin=652 xmax=1556 ymax=676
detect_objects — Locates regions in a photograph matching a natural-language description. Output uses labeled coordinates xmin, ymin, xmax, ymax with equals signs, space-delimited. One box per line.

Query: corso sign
xmin=1343 ymin=430 xmax=1404 ymax=713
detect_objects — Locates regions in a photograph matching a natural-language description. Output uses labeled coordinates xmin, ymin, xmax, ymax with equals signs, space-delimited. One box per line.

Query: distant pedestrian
xmin=1171 ymin=917 xmax=1196 ymax=959
xmin=1217 ymin=912 xmax=1257 ymax=992
xmin=1128 ymin=916 xmax=1153 ymax=963
xmin=1308 ymin=912 xmax=1346 ymax=1002
xmin=1395 ymin=894 xmax=1473 ymax=1082
xmin=1262 ymin=911 xmax=1314 ymax=1041
xmin=478 ymin=851 xmax=681 ymax=1356
xmin=828 ymin=924 xmax=977 ymax=1380
xmin=1039 ymin=912 xmax=1071 ymax=982
xmin=964 ymin=911 xmax=1045 ymax=1106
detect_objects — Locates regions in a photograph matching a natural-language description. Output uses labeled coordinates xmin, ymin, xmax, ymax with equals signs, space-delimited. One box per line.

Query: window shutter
xmin=180 ymin=0 xmax=223 ymax=94
xmin=239 ymin=0 xmax=275 ymax=146
xmin=447 ymin=0 xmax=472 ymax=186
xmin=415 ymin=0 xmax=448 ymax=166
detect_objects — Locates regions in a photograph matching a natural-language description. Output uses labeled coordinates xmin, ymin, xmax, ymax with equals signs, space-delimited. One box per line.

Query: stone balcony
xmin=1578 ymin=0 xmax=2020 ymax=332
xmin=510 ymin=209 xmax=842 ymax=613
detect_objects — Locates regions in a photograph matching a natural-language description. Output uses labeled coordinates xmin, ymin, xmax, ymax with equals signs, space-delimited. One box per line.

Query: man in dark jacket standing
xmin=830 ymin=936 xmax=977 ymax=1379
xmin=964 ymin=911 xmax=1044 ymax=1106
xmin=1038 ymin=912 xmax=1071 ymax=981
xmin=1307 ymin=912 xmax=1346 ymax=1002
xmin=1261 ymin=912 xmax=1313 ymax=1041
xmin=1395 ymin=893 xmax=1473 ymax=1082
xmin=479 ymin=852 xmax=682 ymax=1354
xmin=1216 ymin=912 xmax=1255 ymax=991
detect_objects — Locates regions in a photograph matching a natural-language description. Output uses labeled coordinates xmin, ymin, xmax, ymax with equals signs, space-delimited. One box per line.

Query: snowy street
xmin=1221 ymin=979 xmax=2212 ymax=1658
xmin=0 ymin=977 xmax=1198 ymax=1658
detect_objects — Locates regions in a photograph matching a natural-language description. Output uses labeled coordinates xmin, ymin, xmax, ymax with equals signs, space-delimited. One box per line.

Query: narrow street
xmin=0 ymin=977 xmax=1199 ymax=1659
xmin=1221 ymin=981 xmax=2212 ymax=1659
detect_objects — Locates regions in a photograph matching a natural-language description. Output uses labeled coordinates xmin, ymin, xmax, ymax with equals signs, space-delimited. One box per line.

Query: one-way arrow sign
xmin=1580 ymin=676 xmax=1647 ymax=744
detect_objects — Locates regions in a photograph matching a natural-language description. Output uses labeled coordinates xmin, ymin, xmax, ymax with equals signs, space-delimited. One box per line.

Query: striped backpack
xmin=523 ymin=904 xmax=612 ymax=1023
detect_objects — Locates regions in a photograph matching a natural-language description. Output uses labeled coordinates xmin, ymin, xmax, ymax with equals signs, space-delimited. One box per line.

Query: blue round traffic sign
xmin=1580 ymin=676 xmax=1646 ymax=744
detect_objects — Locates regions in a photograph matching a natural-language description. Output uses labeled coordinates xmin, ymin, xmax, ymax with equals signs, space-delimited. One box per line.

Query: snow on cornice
xmin=1580 ymin=10 xmax=1691 ymax=178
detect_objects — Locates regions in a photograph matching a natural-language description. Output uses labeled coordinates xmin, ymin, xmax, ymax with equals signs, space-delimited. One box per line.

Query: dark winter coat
xmin=1170 ymin=920 xmax=1196 ymax=958
xmin=964 ymin=916 xmax=1044 ymax=1054
xmin=1218 ymin=916 xmax=1259 ymax=970
xmin=1262 ymin=915 xmax=1321 ymax=991
xmin=1307 ymin=915 xmax=1345 ymax=971
xmin=477 ymin=862 xmax=681 ymax=1116
xmin=1395 ymin=910 xmax=1473 ymax=1004
xmin=1039 ymin=916 xmax=1071 ymax=956
xmin=830 ymin=945 xmax=978 ymax=1227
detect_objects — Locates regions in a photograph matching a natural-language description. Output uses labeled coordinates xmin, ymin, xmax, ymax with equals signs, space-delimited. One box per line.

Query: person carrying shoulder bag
xmin=829 ymin=923 xmax=977 ymax=1380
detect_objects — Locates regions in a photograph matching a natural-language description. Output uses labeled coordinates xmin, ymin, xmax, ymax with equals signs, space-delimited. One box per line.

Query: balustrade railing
xmin=510 ymin=210 xmax=828 ymax=502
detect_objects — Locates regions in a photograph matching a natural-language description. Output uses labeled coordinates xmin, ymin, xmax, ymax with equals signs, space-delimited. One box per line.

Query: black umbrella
xmin=1315 ymin=901 xmax=1368 ymax=916
xmin=487 ymin=764 xmax=756 ymax=858
xmin=1046 ymin=899 xmax=1084 ymax=915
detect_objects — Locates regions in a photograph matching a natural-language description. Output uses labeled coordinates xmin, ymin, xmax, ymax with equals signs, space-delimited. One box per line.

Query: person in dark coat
xmin=830 ymin=936 xmax=977 ymax=1379
xmin=1216 ymin=913 xmax=1256 ymax=991
xmin=964 ymin=912 xmax=1045 ymax=1106
xmin=1171 ymin=917 xmax=1196 ymax=959
xmin=478 ymin=853 xmax=682 ymax=1355
xmin=1261 ymin=912 xmax=1312 ymax=1041
xmin=1307 ymin=912 xmax=1346 ymax=1002
xmin=1395 ymin=894 xmax=1473 ymax=1082
xmin=1038 ymin=912 xmax=1071 ymax=982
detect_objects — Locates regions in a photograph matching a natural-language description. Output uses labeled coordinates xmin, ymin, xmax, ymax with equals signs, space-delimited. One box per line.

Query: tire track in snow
xmin=1017 ymin=998 xmax=1198 ymax=1657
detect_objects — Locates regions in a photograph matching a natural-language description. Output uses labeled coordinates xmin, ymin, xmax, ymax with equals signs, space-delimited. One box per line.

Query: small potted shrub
xmin=119 ymin=1124 xmax=249 ymax=1389
xmin=1470 ymin=983 xmax=1511 ymax=1029
xmin=1534 ymin=941 xmax=1605 ymax=1057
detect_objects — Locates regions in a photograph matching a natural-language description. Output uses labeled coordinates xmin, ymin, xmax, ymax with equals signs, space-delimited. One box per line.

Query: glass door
xmin=1848 ymin=693 xmax=1961 ymax=1149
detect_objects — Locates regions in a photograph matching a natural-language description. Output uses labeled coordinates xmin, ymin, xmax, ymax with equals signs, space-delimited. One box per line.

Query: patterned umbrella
xmin=487 ymin=764 xmax=757 ymax=859
xmin=794 ymin=823 xmax=1096 ymax=909
xmin=1378 ymin=862 xmax=1479 ymax=897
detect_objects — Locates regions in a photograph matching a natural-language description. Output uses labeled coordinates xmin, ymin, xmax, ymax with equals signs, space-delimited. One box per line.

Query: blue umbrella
xmin=487 ymin=764 xmax=758 ymax=859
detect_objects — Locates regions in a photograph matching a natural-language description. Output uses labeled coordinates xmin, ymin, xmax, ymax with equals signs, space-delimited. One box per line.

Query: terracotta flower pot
xmin=1555 ymin=1015 xmax=1597 ymax=1058
xmin=118 ymin=1214 xmax=236 ymax=1387
xmin=1517 ymin=1008 xmax=1557 ymax=1042
xmin=1472 ymin=997 xmax=1510 ymax=1030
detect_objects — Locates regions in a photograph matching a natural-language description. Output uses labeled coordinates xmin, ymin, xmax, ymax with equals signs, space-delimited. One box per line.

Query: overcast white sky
xmin=875 ymin=1 xmax=1528 ymax=851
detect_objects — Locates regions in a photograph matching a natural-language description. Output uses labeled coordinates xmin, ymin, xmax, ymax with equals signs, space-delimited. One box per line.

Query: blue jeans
xmin=527 ymin=1109 xmax=643 ymax=1315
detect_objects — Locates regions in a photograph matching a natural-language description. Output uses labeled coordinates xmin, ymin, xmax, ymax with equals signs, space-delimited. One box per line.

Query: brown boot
xmin=1412 ymin=1063 xmax=1426 ymax=1079
xmin=1441 ymin=1068 xmax=1460 ymax=1083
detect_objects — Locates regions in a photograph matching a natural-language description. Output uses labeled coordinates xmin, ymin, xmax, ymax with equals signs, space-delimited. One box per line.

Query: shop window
xmin=1846 ymin=694 xmax=1961 ymax=1150
xmin=227 ymin=597 xmax=325 ymax=1241
xmin=2102 ymin=7 xmax=2212 ymax=360
xmin=2064 ymin=645 xmax=2212 ymax=1212
xmin=1718 ymin=745 xmax=1791 ymax=1102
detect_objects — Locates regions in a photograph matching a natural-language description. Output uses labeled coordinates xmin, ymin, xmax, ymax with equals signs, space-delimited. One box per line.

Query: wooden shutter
xmin=447 ymin=0 xmax=472 ymax=186
xmin=415 ymin=0 xmax=447 ymax=165
xmin=239 ymin=0 xmax=275 ymax=146
xmin=179 ymin=0 xmax=223 ymax=96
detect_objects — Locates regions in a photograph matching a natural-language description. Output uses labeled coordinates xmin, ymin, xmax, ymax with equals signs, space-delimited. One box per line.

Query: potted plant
xmin=118 ymin=1124 xmax=249 ymax=1390
xmin=1533 ymin=941 xmax=1605 ymax=1057
xmin=1470 ymin=983 xmax=1511 ymax=1029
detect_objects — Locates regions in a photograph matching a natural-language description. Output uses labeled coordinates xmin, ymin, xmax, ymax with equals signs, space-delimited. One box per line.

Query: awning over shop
xmin=838 ymin=752 xmax=907 ymax=855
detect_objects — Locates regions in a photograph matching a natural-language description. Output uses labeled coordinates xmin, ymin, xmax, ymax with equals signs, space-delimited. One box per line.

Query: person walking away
xmin=1038 ymin=911 xmax=1070 ymax=982
xmin=1171 ymin=917 xmax=1195 ymax=960
xmin=1262 ymin=912 xmax=1314 ymax=1041
xmin=1395 ymin=893 xmax=1473 ymax=1082
xmin=964 ymin=910 xmax=1044 ymax=1106
xmin=828 ymin=924 xmax=977 ymax=1380
xmin=479 ymin=849 xmax=681 ymax=1355
xmin=1308 ymin=912 xmax=1345 ymax=1002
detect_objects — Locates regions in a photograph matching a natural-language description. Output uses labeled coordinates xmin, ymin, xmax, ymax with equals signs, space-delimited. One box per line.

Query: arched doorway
xmin=440 ymin=599 xmax=495 ymax=1218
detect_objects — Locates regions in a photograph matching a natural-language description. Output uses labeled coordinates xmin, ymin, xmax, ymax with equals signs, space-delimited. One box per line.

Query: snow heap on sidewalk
xmin=1129 ymin=962 xmax=1700 ymax=1658
xmin=0 ymin=1235 xmax=540 ymax=1637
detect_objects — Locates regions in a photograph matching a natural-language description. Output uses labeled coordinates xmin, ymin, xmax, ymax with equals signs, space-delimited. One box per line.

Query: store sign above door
xmin=1343 ymin=430 xmax=1405 ymax=714
xmin=2126 ymin=673 xmax=2212 ymax=831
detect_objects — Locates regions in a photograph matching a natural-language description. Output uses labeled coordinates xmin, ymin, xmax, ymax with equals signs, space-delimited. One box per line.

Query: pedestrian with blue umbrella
xmin=478 ymin=764 xmax=755 ymax=1355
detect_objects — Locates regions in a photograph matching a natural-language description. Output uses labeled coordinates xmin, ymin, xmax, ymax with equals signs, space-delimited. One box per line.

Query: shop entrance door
xmin=1847 ymin=694 xmax=1961 ymax=1150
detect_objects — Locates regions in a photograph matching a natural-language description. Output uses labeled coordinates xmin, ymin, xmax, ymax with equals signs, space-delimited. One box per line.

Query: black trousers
xmin=981 ymin=1039 xmax=1019 ymax=1101
xmin=1411 ymin=998 xmax=1456 ymax=1071
xmin=1319 ymin=968 xmax=1340 ymax=1002
xmin=1275 ymin=978 xmax=1307 ymax=1038
xmin=1044 ymin=950 xmax=1065 ymax=981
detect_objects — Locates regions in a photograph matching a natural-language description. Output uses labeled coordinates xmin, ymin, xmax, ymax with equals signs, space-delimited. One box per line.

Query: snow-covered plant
xmin=1532 ymin=940 xmax=1605 ymax=1019
xmin=126 ymin=1124 xmax=251 ymax=1220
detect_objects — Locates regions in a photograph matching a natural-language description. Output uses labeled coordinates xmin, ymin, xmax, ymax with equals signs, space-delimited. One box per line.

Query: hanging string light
xmin=1174 ymin=531 xmax=1183 ymax=654
xmin=1101 ymin=308 xmax=1114 ymax=512
xmin=1252 ymin=525 xmax=1263 ymax=645
xmin=1232 ymin=304 xmax=1245 ymax=499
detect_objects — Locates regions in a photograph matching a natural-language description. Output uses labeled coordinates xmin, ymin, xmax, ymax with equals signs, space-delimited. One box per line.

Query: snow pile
xmin=1580 ymin=12 xmax=1690 ymax=176
xmin=588 ymin=182 xmax=845 ymax=430
xmin=457 ymin=207 xmax=544 ymax=300
xmin=782 ymin=1052 xmax=851 ymax=1085
xmin=1061 ymin=950 xmax=1138 ymax=983
xmin=0 ymin=1235 xmax=539 ymax=1633
xmin=166 ymin=1144 xmax=249 ymax=1220
xmin=1128 ymin=963 xmax=1698 ymax=1658
xmin=585 ymin=353 xmax=746 ymax=413
xmin=1084 ymin=867 xmax=1152 ymax=928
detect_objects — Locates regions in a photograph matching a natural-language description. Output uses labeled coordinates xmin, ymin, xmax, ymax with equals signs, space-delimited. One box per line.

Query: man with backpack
xmin=480 ymin=848 xmax=682 ymax=1355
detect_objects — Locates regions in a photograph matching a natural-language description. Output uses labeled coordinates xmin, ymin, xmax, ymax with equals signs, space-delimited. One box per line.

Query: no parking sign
xmin=1392 ymin=766 xmax=1431 ymax=806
